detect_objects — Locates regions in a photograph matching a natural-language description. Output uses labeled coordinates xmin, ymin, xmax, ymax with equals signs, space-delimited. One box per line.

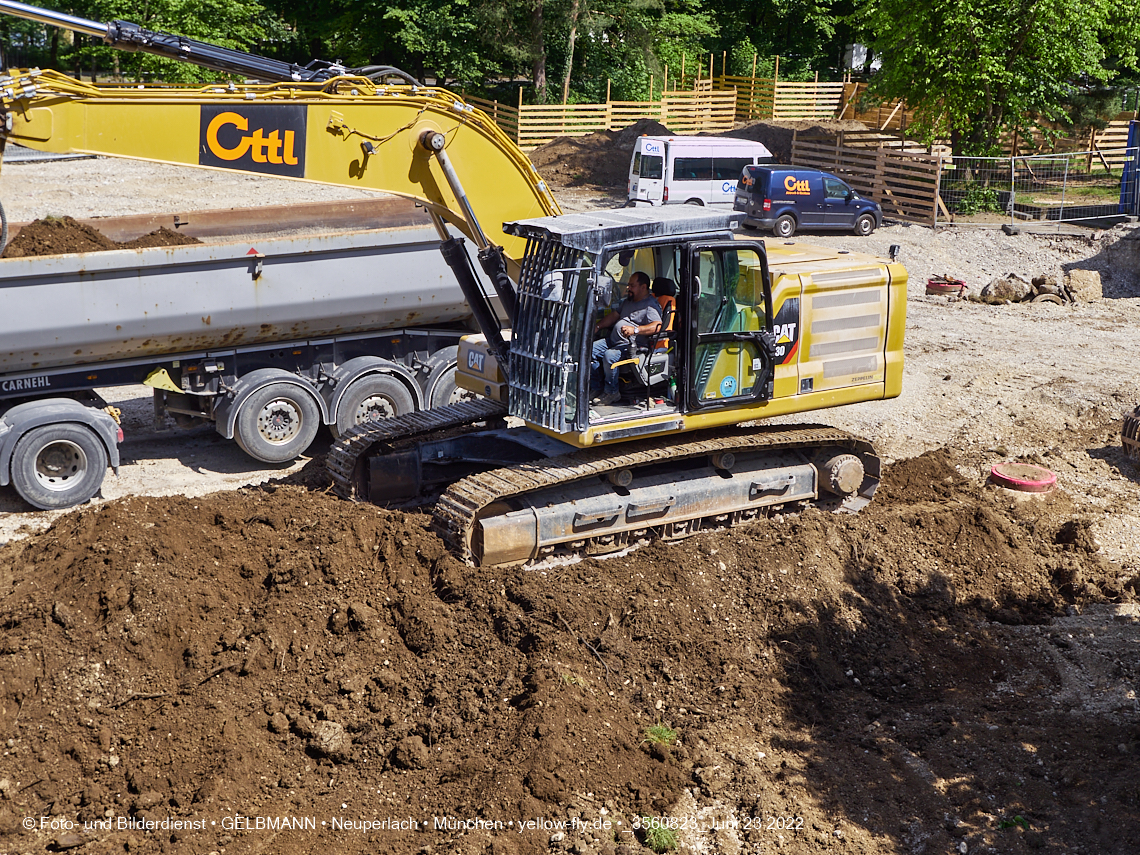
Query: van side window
xmin=713 ymin=157 xmax=753 ymax=181
xmin=674 ymin=157 xmax=713 ymax=181
xmin=640 ymin=155 xmax=663 ymax=180
xmin=824 ymin=177 xmax=849 ymax=198
xmin=632 ymin=152 xmax=641 ymax=176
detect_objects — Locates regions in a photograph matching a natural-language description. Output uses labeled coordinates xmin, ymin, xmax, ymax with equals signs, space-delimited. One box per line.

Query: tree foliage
xmin=4 ymin=0 xmax=1140 ymax=143
xmin=855 ymin=0 xmax=1140 ymax=154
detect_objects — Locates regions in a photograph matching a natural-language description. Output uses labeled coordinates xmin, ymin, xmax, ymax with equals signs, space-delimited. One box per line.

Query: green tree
xmin=855 ymin=0 xmax=1140 ymax=154
xmin=19 ymin=0 xmax=278 ymax=83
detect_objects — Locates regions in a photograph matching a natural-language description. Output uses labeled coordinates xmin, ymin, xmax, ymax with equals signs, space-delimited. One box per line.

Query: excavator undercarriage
xmin=328 ymin=402 xmax=879 ymax=566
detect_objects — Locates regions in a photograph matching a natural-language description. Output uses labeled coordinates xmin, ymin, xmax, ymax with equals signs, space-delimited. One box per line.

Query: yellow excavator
xmin=0 ymin=0 xmax=907 ymax=565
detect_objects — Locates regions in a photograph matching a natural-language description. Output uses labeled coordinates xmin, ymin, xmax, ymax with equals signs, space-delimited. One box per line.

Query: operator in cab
xmin=590 ymin=271 xmax=662 ymax=406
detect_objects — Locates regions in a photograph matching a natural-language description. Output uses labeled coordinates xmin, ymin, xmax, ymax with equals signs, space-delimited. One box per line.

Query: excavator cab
xmin=458 ymin=206 xmax=776 ymax=447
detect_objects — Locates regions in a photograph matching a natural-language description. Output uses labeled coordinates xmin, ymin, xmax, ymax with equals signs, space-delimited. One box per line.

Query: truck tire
xmin=854 ymin=213 xmax=876 ymax=236
xmin=10 ymin=423 xmax=107 ymax=510
xmin=423 ymin=347 xmax=477 ymax=409
xmin=333 ymin=374 xmax=415 ymax=438
xmin=234 ymin=382 xmax=321 ymax=463
xmin=773 ymin=214 xmax=796 ymax=238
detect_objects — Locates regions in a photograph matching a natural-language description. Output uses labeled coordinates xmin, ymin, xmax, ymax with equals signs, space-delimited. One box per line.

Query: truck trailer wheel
xmin=10 ymin=423 xmax=108 ymax=510
xmin=333 ymin=374 xmax=415 ymax=438
xmin=423 ymin=347 xmax=476 ymax=409
xmin=235 ymin=382 xmax=321 ymax=463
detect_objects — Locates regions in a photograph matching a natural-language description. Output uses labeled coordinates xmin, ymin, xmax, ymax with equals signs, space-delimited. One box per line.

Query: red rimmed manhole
xmin=989 ymin=462 xmax=1057 ymax=492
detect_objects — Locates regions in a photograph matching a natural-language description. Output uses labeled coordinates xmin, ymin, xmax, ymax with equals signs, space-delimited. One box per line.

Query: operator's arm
xmin=595 ymin=311 xmax=621 ymax=333
xmin=617 ymin=319 xmax=661 ymax=338
xmin=617 ymin=304 xmax=661 ymax=339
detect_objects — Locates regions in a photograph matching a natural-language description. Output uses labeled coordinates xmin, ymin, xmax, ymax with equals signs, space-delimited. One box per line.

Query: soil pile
xmin=2 ymin=217 xmax=201 ymax=257
xmin=1 ymin=447 xmax=1137 ymax=854
xmin=530 ymin=119 xmax=672 ymax=188
xmin=721 ymin=118 xmax=868 ymax=165
xmin=529 ymin=119 xmax=869 ymax=189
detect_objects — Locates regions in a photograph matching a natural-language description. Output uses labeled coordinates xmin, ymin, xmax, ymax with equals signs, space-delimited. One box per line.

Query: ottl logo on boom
xmin=199 ymin=105 xmax=307 ymax=178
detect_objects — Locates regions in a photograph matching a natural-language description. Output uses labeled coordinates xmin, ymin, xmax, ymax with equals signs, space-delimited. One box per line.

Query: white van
xmin=628 ymin=136 xmax=775 ymax=206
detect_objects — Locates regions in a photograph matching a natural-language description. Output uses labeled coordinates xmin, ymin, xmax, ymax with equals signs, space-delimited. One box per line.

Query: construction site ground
xmin=1 ymin=129 xmax=1139 ymax=855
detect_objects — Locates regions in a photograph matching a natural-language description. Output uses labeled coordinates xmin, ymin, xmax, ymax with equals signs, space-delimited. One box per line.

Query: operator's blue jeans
xmin=591 ymin=338 xmax=627 ymax=395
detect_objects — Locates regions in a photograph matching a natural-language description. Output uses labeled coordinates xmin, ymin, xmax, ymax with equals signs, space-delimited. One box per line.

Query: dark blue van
xmin=733 ymin=165 xmax=882 ymax=237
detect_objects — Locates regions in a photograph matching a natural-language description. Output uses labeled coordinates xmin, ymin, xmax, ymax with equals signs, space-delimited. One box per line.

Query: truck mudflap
xmin=432 ymin=425 xmax=880 ymax=566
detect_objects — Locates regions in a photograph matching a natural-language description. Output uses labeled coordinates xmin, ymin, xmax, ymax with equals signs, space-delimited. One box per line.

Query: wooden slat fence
xmin=838 ymin=83 xmax=917 ymax=131
xmin=477 ymin=90 xmax=737 ymax=151
xmin=771 ymin=81 xmax=845 ymax=119
xmin=791 ymin=133 xmax=942 ymax=226
xmin=464 ymin=95 xmax=519 ymax=141
xmin=719 ymin=74 xmax=775 ymax=121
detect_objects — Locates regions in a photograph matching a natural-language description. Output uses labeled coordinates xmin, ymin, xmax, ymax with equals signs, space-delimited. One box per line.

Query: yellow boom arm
xmin=0 ymin=68 xmax=560 ymax=268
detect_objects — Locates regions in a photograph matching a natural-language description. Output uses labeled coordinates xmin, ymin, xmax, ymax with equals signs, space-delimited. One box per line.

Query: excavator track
xmin=432 ymin=424 xmax=878 ymax=565
xmin=327 ymin=398 xmax=509 ymax=500
xmin=1124 ymin=405 xmax=1140 ymax=461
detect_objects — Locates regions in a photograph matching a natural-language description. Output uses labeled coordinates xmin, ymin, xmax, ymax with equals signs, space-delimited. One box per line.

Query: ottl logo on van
xmin=783 ymin=175 xmax=811 ymax=195
xmin=643 ymin=141 xmax=663 ymax=155
xmin=200 ymin=105 xmax=307 ymax=178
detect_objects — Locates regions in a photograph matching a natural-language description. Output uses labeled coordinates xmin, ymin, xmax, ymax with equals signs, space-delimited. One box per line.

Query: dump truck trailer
xmin=0 ymin=201 xmax=483 ymax=510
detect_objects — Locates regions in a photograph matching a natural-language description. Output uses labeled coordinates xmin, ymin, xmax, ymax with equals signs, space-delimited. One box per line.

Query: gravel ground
xmin=0 ymin=157 xmax=1138 ymax=577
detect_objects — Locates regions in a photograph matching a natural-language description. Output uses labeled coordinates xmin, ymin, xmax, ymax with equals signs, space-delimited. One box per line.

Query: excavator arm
xmin=0 ymin=4 xmax=560 ymax=273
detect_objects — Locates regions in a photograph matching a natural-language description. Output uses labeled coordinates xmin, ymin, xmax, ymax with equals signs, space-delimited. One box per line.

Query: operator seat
xmin=616 ymin=277 xmax=676 ymax=401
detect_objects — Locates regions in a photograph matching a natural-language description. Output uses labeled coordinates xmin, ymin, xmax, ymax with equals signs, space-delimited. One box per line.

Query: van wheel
xmin=684 ymin=198 xmax=704 ymax=206
xmin=854 ymin=214 xmax=876 ymax=236
xmin=773 ymin=214 xmax=796 ymax=238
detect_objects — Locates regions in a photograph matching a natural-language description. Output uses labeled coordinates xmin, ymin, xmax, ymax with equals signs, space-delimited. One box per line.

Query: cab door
xmin=820 ymin=175 xmax=858 ymax=227
xmin=630 ymin=141 xmax=665 ymax=204
xmin=684 ymin=242 xmax=776 ymax=411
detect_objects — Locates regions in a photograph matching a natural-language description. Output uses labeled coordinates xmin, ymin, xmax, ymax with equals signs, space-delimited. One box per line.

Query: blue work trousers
xmin=591 ymin=338 xmax=628 ymax=395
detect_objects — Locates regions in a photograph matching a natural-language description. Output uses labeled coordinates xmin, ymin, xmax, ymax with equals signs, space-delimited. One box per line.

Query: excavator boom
xmin=0 ymin=0 xmax=559 ymax=267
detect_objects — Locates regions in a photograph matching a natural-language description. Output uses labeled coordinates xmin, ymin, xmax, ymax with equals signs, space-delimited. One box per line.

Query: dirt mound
xmin=119 ymin=226 xmax=202 ymax=250
xmin=1 ymin=445 xmax=1137 ymax=854
xmin=2 ymin=217 xmax=201 ymax=257
xmin=530 ymin=119 xmax=671 ymax=188
xmin=720 ymin=119 xmax=868 ymax=165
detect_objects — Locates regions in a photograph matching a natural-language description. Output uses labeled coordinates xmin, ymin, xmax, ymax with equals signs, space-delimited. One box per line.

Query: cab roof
xmin=504 ymin=206 xmax=744 ymax=253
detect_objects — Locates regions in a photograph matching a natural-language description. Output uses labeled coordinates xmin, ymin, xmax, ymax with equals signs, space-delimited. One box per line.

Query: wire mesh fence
xmin=936 ymin=148 xmax=1140 ymax=229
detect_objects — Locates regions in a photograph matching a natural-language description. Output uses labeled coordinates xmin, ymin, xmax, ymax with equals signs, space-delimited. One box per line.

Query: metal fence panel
xmin=936 ymin=147 xmax=1140 ymax=229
